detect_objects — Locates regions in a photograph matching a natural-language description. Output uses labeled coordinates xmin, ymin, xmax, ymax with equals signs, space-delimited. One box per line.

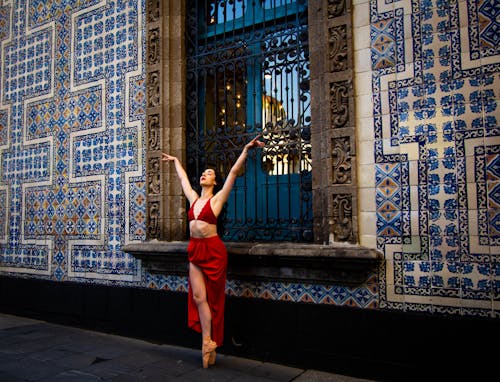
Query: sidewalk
xmin=0 ymin=313 xmax=376 ymax=382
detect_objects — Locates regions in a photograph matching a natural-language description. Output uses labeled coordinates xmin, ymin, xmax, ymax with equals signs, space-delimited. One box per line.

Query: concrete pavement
xmin=0 ymin=313 xmax=377 ymax=382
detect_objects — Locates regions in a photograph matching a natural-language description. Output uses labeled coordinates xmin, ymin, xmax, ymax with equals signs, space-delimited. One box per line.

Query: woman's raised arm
xmin=162 ymin=153 xmax=198 ymax=203
xmin=214 ymin=135 xmax=265 ymax=206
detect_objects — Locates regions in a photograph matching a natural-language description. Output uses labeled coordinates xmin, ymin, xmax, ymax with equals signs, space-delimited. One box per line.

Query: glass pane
xmin=262 ymin=0 xmax=297 ymax=9
xmin=206 ymin=0 xmax=300 ymax=26
xmin=207 ymin=0 xmax=246 ymax=25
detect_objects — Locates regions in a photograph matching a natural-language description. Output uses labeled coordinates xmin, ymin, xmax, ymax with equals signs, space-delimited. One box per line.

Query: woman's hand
xmin=162 ymin=153 xmax=177 ymax=162
xmin=244 ymin=135 xmax=265 ymax=151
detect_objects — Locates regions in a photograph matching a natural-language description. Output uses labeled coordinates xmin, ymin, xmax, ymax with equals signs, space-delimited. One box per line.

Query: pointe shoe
xmin=202 ymin=338 xmax=217 ymax=368
xmin=208 ymin=348 xmax=216 ymax=366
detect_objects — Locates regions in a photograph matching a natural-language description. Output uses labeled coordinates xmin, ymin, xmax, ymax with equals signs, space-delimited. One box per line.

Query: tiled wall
xmin=0 ymin=0 xmax=498 ymax=318
xmin=355 ymin=0 xmax=499 ymax=316
xmin=0 ymin=0 xmax=145 ymax=283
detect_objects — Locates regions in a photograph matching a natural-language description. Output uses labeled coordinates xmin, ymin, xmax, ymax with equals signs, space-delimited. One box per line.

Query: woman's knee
xmin=192 ymin=291 xmax=206 ymax=306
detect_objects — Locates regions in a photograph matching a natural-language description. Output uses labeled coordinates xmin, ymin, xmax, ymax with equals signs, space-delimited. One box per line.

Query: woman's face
xmin=200 ymin=169 xmax=217 ymax=187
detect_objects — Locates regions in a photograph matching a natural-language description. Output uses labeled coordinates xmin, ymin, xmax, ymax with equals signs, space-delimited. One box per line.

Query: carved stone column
xmin=309 ymin=0 xmax=358 ymax=244
xmin=145 ymin=0 xmax=186 ymax=240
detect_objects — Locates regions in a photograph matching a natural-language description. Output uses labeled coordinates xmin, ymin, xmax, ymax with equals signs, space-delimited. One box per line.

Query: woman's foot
xmin=208 ymin=348 xmax=216 ymax=366
xmin=202 ymin=337 xmax=217 ymax=368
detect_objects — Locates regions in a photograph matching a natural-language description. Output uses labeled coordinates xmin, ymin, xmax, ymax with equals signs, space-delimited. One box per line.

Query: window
xmin=186 ymin=0 xmax=312 ymax=241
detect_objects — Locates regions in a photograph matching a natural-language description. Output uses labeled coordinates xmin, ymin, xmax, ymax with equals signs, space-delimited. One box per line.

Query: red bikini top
xmin=188 ymin=198 xmax=217 ymax=225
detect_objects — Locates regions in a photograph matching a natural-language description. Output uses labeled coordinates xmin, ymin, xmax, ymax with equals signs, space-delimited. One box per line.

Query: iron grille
xmin=186 ymin=0 xmax=312 ymax=242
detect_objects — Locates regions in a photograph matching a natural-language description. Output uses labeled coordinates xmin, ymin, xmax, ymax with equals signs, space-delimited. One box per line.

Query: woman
xmin=162 ymin=135 xmax=265 ymax=368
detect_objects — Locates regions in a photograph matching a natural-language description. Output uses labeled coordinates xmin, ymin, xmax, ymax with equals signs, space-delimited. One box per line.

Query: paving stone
xmin=0 ymin=356 xmax=68 ymax=381
xmin=113 ymin=349 xmax=168 ymax=368
xmin=37 ymin=369 xmax=103 ymax=382
xmin=181 ymin=365 xmax=245 ymax=382
xmin=51 ymin=352 xmax=99 ymax=370
xmin=0 ymin=371 xmax=27 ymax=382
xmin=242 ymin=361 xmax=304 ymax=381
xmin=294 ymin=370 xmax=378 ymax=382
xmin=0 ymin=313 xmax=379 ymax=382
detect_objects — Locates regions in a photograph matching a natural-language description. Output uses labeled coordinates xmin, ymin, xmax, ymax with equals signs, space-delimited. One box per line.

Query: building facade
xmin=0 ymin=0 xmax=498 ymax=379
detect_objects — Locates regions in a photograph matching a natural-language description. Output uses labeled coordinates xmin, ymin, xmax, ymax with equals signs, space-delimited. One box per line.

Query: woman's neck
xmin=200 ymin=187 xmax=213 ymax=199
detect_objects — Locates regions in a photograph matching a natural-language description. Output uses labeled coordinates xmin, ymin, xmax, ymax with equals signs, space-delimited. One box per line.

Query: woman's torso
xmin=188 ymin=198 xmax=218 ymax=238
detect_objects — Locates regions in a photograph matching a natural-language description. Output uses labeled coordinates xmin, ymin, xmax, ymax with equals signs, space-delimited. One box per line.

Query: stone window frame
xmin=126 ymin=0 xmax=382 ymax=284
xmin=144 ymin=0 xmax=358 ymax=245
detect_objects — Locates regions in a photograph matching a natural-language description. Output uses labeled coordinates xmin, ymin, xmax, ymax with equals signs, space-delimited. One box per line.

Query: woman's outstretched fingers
xmin=162 ymin=153 xmax=174 ymax=162
xmin=254 ymin=138 xmax=265 ymax=148
xmin=248 ymin=135 xmax=265 ymax=148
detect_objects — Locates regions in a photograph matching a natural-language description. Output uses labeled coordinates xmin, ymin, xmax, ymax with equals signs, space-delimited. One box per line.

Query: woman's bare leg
xmin=190 ymin=263 xmax=217 ymax=367
xmin=189 ymin=263 xmax=211 ymax=339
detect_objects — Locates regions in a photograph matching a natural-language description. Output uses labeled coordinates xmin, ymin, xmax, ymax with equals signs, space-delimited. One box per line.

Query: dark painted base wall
xmin=0 ymin=276 xmax=497 ymax=381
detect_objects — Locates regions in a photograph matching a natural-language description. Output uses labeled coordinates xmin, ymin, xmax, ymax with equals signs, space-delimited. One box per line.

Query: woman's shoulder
xmin=187 ymin=192 xmax=199 ymax=205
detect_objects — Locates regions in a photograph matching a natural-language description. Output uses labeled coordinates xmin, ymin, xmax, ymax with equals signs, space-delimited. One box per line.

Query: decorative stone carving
xmin=328 ymin=25 xmax=347 ymax=72
xmin=148 ymin=157 xmax=161 ymax=195
xmin=332 ymin=194 xmax=353 ymax=242
xmin=147 ymin=114 xmax=160 ymax=150
xmin=328 ymin=0 xmax=346 ymax=18
xmin=147 ymin=28 xmax=160 ymax=65
xmin=147 ymin=201 xmax=160 ymax=239
xmin=146 ymin=0 xmax=160 ymax=23
xmin=147 ymin=71 xmax=160 ymax=107
xmin=144 ymin=0 xmax=161 ymax=241
xmin=332 ymin=136 xmax=351 ymax=184
xmin=329 ymin=80 xmax=350 ymax=128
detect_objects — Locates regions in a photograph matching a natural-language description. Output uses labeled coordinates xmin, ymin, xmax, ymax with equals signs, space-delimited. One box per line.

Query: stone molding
xmin=124 ymin=241 xmax=382 ymax=285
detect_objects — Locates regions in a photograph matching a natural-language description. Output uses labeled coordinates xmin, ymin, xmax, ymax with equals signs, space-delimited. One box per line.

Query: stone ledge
xmin=123 ymin=240 xmax=382 ymax=286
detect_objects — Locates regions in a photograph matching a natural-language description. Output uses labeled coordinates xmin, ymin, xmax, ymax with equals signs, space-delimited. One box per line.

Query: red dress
xmin=187 ymin=199 xmax=228 ymax=346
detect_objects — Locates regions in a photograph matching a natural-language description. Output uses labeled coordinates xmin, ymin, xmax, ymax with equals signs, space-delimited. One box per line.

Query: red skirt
xmin=187 ymin=236 xmax=228 ymax=346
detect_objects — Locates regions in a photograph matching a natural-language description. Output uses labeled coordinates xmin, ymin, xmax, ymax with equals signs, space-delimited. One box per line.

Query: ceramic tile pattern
xmin=0 ymin=0 xmax=144 ymax=282
xmin=357 ymin=0 xmax=499 ymax=316
xmin=0 ymin=0 xmax=498 ymax=317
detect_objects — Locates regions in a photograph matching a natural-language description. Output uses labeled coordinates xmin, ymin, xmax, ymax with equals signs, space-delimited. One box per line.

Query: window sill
xmin=123 ymin=240 xmax=382 ymax=286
